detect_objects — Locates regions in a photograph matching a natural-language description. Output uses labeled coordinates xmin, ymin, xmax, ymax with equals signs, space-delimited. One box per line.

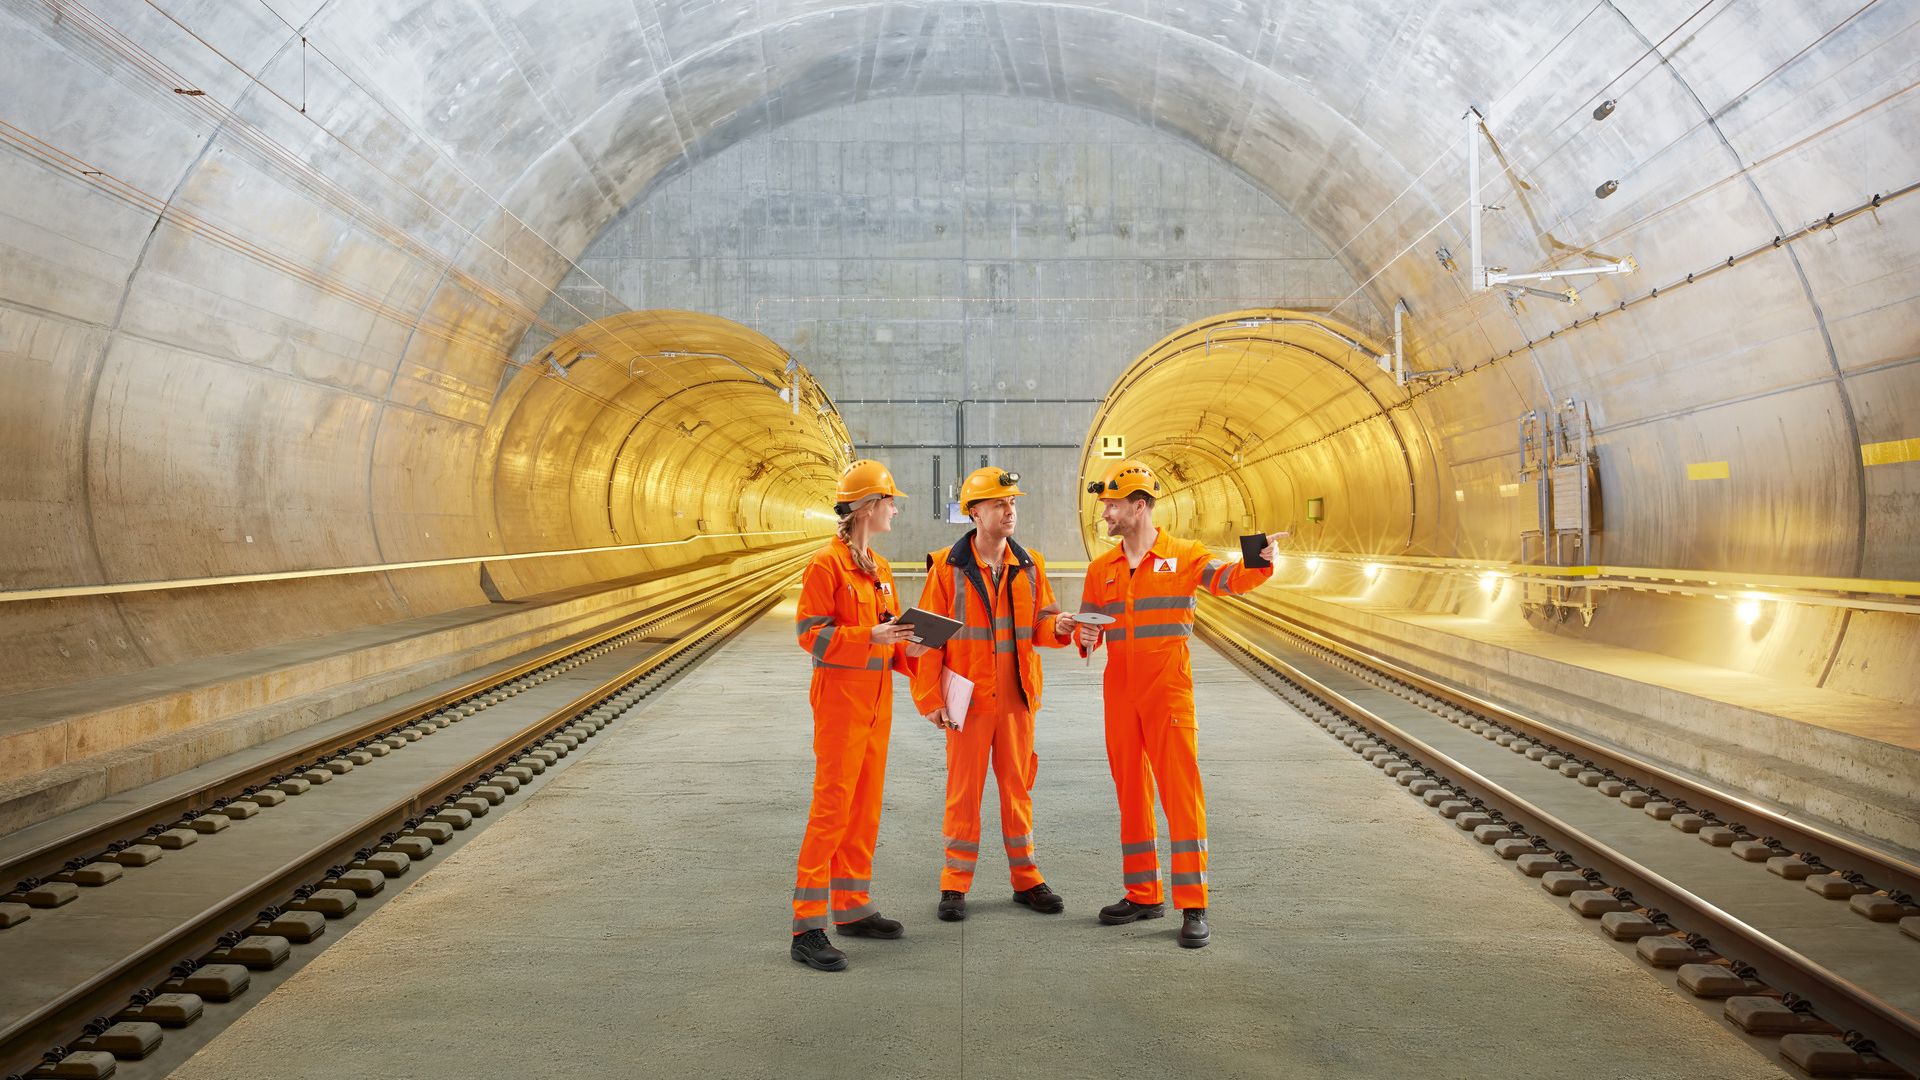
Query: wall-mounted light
xmin=1363 ymin=563 xmax=1383 ymax=582
xmin=1595 ymin=179 xmax=1620 ymax=200
xmin=1479 ymin=570 xmax=1505 ymax=599
xmin=1592 ymin=99 xmax=1617 ymax=121
xmin=1735 ymin=594 xmax=1765 ymax=627
xmin=1305 ymin=558 xmax=1322 ymax=573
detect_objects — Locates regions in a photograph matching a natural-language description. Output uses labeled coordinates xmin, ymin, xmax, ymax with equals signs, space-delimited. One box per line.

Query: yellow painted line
xmin=1862 ymin=437 xmax=1920 ymax=467
xmin=1686 ymin=460 xmax=1730 ymax=481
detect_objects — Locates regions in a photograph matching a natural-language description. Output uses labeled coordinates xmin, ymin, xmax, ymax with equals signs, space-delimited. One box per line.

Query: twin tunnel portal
xmin=7 ymin=297 xmax=1919 ymax=1080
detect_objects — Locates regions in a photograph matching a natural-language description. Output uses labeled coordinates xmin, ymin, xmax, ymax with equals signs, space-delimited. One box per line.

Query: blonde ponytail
xmin=835 ymin=499 xmax=880 ymax=579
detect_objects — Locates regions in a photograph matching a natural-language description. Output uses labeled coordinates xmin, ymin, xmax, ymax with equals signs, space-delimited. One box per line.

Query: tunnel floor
xmin=165 ymin=593 xmax=1789 ymax=1080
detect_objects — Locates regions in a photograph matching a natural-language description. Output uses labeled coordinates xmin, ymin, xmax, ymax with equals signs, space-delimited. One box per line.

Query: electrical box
xmin=1305 ymin=497 xmax=1324 ymax=522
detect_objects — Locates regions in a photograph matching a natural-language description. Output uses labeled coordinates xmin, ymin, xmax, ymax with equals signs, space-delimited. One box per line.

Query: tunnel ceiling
xmin=2 ymin=1 xmax=1917 ymax=692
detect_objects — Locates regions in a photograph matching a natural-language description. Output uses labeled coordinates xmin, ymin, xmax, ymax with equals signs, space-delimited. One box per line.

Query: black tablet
xmin=893 ymin=606 xmax=964 ymax=648
xmin=1240 ymin=533 xmax=1272 ymax=569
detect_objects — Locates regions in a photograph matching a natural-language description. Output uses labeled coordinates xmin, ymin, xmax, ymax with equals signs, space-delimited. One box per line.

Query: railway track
xmin=0 ymin=555 xmax=804 ymax=1080
xmin=1199 ymin=592 xmax=1920 ymax=1080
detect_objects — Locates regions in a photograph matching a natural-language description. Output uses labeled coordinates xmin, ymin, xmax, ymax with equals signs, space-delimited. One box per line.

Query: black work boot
xmin=836 ymin=912 xmax=903 ymax=939
xmin=937 ymin=890 xmax=967 ymax=922
xmin=1097 ymin=897 xmax=1166 ymax=925
xmin=1012 ymin=882 xmax=1065 ymax=914
xmin=1179 ymin=907 xmax=1211 ymax=948
xmin=790 ymin=929 xmax=848 ymax=971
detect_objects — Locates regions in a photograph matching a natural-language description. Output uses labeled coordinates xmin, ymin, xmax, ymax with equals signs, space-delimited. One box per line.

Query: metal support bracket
xmin=1372 ymin=301 xmax=1455 ymax=386
xmin=1467 ymin=107 xmax=1635 ymax=304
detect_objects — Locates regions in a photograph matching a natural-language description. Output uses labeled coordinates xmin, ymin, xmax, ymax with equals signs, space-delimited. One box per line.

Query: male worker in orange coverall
xmin=911 ymin=466 xmax=1075 ymax=923
xmin=1075 ymin=458 xmax=1286 ymax=948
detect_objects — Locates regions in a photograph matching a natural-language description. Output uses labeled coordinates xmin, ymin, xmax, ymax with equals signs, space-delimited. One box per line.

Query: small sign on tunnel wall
xmin=1306 ymin=497 xmax=1324 ymax=522
xmin=1098 ymin=435 xmax=1126 ymax=459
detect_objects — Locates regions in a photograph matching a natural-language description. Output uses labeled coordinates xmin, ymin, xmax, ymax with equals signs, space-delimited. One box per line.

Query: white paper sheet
xmin=940 ymin=666 xmax=974 ymax=730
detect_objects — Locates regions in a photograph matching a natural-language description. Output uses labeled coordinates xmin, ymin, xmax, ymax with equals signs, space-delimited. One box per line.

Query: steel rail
xmin=0 ymin=565 xmax=799 ymax=1077
xmin=1221 ymin=590 xmax=1920 ymax=897
xmin=1199 ymin=602 xmax=1920 ymax=1077
xmin=1 ymin=550 xmax=808 ymax=904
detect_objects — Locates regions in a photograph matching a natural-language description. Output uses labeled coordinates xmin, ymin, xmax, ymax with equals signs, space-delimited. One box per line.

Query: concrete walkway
xmin=170 ymin=593 xmax=1788 ymax=1080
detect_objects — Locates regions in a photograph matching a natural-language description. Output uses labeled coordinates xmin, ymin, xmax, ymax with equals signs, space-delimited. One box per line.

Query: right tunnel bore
xmin=1075 ymin=308 xmax=1917 ymax=707
xmin=1077 ymin=308 xmax=1425 ymax=560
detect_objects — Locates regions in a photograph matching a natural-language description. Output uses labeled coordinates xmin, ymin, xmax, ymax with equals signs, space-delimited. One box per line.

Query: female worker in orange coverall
xmin=788 ymin=459 xmax=928 ymax=973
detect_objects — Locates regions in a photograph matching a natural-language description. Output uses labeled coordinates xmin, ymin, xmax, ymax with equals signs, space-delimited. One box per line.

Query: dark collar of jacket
xmin=933 ymin=529 xmax=1035 ymax=601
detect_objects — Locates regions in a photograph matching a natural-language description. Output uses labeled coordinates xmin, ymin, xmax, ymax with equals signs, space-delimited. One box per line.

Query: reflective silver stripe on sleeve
xmin=832 ymin=902 xmax=878 ymax=922
xmin=830 ymin=877 xmax=871 ymax=892
xmin=812 ymin=657 xmax=887 ymax=670
xmin=1122 ymin=868 xmax=1160 ymax=884
xmin=1170 ymin=839 xmax=1209 ymax=854
xmin=1120 ymin=840 xmax=1157 ymax=856
xmin=1134 ymin=595 xmax=1196 ymax=611
xmin=793 ymin=887 xmax=830 ymax=901
xmin=945 ymin=838 xmax=979 ymax=854
xmin=1003 ymin=834 xmax=1033 ymax=850
xmin=945 ymin=855 xmax=977 ymax=871
xmin=1202 ymin=559 xmax=1227 ymax=591
xmin=792 ymin=914 xmax=829 ymax=932
xmin=809 ymin=625 xmax=836 ymax=660
xmin=796 ymin=615 xmax=834 ymax=635
xmin=1170 ymin=871 xmax=1208 ymax=886
xmin=1008 ymin=854 xmax=1036 ymax=869
xmin=1034 ymin=605 xmax=1061 ymax=636
xmin=1132 ymin=623 xmax=1193 ymax=639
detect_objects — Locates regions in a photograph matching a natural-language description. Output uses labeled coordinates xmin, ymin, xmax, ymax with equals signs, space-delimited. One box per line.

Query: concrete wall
xmin=526 ymin=95 xmax=1373 ymax=560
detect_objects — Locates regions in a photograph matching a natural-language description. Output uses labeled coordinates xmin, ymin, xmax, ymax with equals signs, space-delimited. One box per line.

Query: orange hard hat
xmin=1086 ymin=458 xmax=1164 ymax=499
xmin=959 ymin=466 xmax=1023 ymax=509
xmin=835 ymin=459 xmax=907 ymax=504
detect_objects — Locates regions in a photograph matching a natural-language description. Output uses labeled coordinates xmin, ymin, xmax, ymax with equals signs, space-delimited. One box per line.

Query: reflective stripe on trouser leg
xmin=1105 ymin=699 xmax=1163 ymax=904
xmin=991 ymin=703 xmax=1044 ymax=890
xmin=793 ymin=674 xmax=892 ymax=932
xmin=939 ymin=697 xmax=999 ymax=893
xmin=792 ymin=701 xmax=871 ymax=931
xmin=1144 ymin=709 xmax=1209 ymax=910
xmin=830 ymin=691 xmax=891 ymax=923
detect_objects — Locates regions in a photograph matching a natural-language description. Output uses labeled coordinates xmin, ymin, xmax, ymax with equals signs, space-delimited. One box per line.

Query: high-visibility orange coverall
xmin=1080 ymin=532 xmax=1272 ymax=910
xmin=791 ymin=537 xmax=916 ymax=934
xmin=911 ymin=533 xmax=1071 ymax=893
